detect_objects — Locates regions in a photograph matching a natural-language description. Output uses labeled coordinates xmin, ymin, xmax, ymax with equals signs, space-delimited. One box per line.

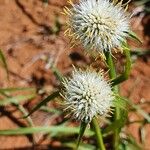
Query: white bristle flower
xmin=63 ymin=0 xmax=130 ymax=52
xmin=62 ymin=68 xmax=114 ymax=122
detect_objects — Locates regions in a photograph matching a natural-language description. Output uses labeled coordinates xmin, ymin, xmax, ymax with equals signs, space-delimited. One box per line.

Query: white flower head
xmin=63 ymin=0 xmax=130 ymax=53
xmin=62 ymin=68 xmax=114 ymax=122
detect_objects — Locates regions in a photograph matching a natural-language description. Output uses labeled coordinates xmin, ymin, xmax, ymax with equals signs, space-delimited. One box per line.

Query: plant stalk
xmin=91 ymin=117 xmax=106 ymax=150
xmin=105 ymin=48 xmax=131 ymax=150
xmin=104 ymin=51 xmax=119 ymax=150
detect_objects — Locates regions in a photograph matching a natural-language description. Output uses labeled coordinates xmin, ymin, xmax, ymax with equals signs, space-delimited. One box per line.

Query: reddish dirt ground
xmin=0 ymin=0 xmax=149 ymax=149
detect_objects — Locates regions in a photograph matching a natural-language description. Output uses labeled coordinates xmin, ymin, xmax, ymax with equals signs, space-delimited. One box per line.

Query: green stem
xmin=91 ymin=117 xmax=106 ymax=150
xmin=111 ymin=47 xmax=131 ymax=86
xmin=104 ymin=51 xmax=119 ymax=150
xmin=105 ymin=48 xmax=132 ymax=150
xmin=104 ymin=51 xmax=119 ymax=93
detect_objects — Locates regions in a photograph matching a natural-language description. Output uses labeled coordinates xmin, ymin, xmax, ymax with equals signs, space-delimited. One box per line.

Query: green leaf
xmin=52 ymin=66 xmax=64 ymax=82
xmin=128 ymin=31 xmax=142 ymax=44
xmin=0 ymin=49 xmax=9 ymax=79
xmin=104 ymin=97 xmax=128 ymax=134
xmin=103 ymin=119 xmax=126 ymax=135
xmin=76 ymin=122 xmax=88 ymax=150
xmin=0 ymin=126 xmax=94 ymax=136
xmin=0 ymin=94 xmax=35 ymax=106
xmin=24 ymin=91 xmax=60 ymax=118
xmin=113 ymin=95 xmax=128 ymax=110
xmin=103 ymin=120 xmax=121 ymax=134
xmin=131 ymin=49 xmax=150 ymax=57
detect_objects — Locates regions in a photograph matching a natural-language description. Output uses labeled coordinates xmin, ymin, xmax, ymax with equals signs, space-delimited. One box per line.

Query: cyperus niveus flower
xmin=62 ymin=68 xmax=114 ymax=122
xmin=63 ymin=0 xmax=130 ymax=53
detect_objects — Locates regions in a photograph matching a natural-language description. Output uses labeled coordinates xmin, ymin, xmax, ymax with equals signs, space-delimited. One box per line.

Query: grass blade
xmin=52 ymin=66 xmax=64 ymax=82
xmin=113 ymin=95 xmax=128 ymax=110
xmin=0 ymin=126 xmax=94 ymax=136
xmin=40 ymin=106 xmax=61 ymax=114
xmin=0 ymin=49 xmax=9 ymax=79
xmin=76 ymin=122 xmax=88 ymax=150
xmin=24 ymin=91 xmax=60 ymax=118
xmin=0 ymin=94 xmax=35 ymax=106
xmin=131 ymin=49 xmax=150 ymax=57
xmin=103 ymin=119 xmax=125 ymax=135
xmin=128 ymin=31 xmax=142 ymax=44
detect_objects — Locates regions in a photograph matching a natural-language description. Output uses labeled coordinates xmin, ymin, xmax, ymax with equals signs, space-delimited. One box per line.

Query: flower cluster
xmin=62 ymin=68 xmax=114 ymax=122
xmin=63 ymin=0 xmax=130 ymax=53
xmin=62 ymin=0 xmax=131 ymax=123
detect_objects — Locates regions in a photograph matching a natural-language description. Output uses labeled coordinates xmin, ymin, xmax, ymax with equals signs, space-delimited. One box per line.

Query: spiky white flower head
xmin=63 ymin=0 xmax=130 ymax=53
xmin=62 ymin=68 xmax=114 ymax=122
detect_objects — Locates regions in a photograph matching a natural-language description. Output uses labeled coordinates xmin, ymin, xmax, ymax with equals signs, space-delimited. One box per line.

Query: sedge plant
xmin=23 ymin=0 xmax=141 ymax=149
xmin=62 ymin=0 xmax=133 ymax=149
xmin=0 ymin=0 xmax=146 ymax=150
